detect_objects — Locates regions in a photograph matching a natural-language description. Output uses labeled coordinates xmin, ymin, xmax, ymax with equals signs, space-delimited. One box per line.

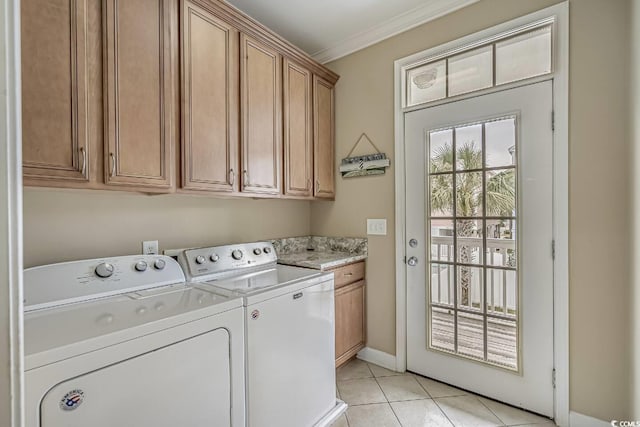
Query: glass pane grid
xmin=405 ymin=24 xmax=552 ymax=108
xmin=427 ymin=116 xmax=519 ymax=372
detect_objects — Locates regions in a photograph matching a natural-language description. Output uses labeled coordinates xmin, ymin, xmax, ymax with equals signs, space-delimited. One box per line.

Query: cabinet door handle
xmin=243 ymin=170 xmax=248 ymax=187
xmin=315 ymin=180 xmax=320 ymax=193
xmin=79 ymin=146 xmax=87 ymax=176
xmin=109 ymin=153 xmax=116 ymax=177
xmin=229 ymin=169 xmax=235 ymax=186
xmin=344 ymin=272 xmax=353 ymax=277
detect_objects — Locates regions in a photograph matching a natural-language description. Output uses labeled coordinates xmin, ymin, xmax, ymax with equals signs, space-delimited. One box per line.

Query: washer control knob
xmin=154 ymin=259 xmax=166 ymax=270
xmin=231 ymin=249 xmax=243 ymax=260
xmin=263 ymin=247 xmax=272 ymax=254
xmin=136 ymin=307 xmax=147 ymax=315
xmin=195 ymin=255 xmax=206 ymax=265
xmin=135 ymin=261 xmax=148 ymax=272
xmin=95 ymin=262 xmax=115 ymax=278
xmin=253 ymin=248 xmax=262 ymax=256
xmin=210 ymin=254 xmax=220 ymax=262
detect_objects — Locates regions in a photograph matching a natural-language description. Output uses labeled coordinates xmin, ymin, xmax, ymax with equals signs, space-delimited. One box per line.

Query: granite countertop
xmin=277 ymin=250 xmax=367 ymax=271
xmin=270 ymin=236 xmax=367 ymax=271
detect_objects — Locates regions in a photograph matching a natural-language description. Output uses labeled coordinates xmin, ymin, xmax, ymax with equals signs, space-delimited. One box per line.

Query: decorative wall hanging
xmin=340 ymin=133 xmax=390 ymax=178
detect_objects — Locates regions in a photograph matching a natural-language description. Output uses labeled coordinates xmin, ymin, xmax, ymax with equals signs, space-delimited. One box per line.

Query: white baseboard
xmin=570 ymin=411 xmax=610 ymax=427
xmin=356 ymin=347 xmax=397 ymax=371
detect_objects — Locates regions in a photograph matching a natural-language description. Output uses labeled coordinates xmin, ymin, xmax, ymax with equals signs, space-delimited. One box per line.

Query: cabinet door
xmin=22 ymin=0 xmax=90 ymax=183
xmin=335 ymin=280 xmax=366 ymax=367
xmin=240 ymin=34 xmax=282 ymax=195
xmin=283 ymin=59 xmax=312 ymax=197
xmin=103 ymin=0 xmax=175 ymax=190
xmin=181 ymin=0 xmax=239 ymax=192
xmin=313 ymin=76 xmax=335 ymax=199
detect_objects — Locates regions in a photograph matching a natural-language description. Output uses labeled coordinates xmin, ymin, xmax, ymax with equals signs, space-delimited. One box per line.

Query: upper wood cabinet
xmin=313 ymin=76 xmax=336 ymax=199
xmin=283 ymin=59 xmax=313 ymax=198
xmin=103 ymin=0 xmax=175 ymax=190
xmin=240 ymin=34 xmax=282 ymax=195
xmin=180 ymin=0 xmax=239 ymax=193
xmin=22 ymin=0 xmax=90 ymax=183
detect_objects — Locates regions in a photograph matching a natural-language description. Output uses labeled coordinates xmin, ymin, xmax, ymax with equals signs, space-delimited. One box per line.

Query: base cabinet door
xmin=22 ymin=0 xmax=90 ymax=184
xmin=313 ymin=76 xmax=335 ymax=199
xmin=240 ymin=34 xmax=282 ymax=195
xmin=103 ymin=0 xmax=175 ymax=191
xmin=283 ymin=59 xmax=313 ymax=197
xmin=335 ymin=279 xmax=366 ymax=367
xmin=180 ymin=0 xmax=239 ymax=193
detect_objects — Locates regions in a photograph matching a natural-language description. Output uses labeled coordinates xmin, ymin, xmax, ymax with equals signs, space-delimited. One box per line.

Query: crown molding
xmin=312 ymin=0 xmax=479 ymax=64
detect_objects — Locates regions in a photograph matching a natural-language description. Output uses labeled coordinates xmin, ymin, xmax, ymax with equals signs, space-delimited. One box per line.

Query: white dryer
xmin=178 ymin=242 xmax=347 ymax=427
xmin=24 ymin=255 xmax=245 ymax=427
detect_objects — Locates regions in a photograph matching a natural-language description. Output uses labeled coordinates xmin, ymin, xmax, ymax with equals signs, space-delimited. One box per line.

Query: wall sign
xmin=340 ymin=133 xmax=390 ymax=178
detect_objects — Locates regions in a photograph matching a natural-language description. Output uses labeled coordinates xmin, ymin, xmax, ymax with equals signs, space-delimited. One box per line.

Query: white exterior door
xmin=405 ymin=81 xmax=554 ymax=416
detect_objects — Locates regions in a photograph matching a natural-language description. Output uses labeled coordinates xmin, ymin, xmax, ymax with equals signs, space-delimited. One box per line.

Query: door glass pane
xmin=431 ymin=220 xmax=454 ymax=262
xmin=427 ymin=116 xmax=519 ymax=371
xmin=431 ymin=307 xmax=455 ymax=351
xmin=430 ymin=263 xmax=454 ymax=305
xmin=455 ymin=124 xmax=483 ymax=170
xmin=456 ymin=219 xmax=482 ymax=265
xmin=457 ymin=265 xmax=483 ymax=311
xmin=486 ymin=219 xmax=516 ymax=267
xmin=430 ymin=175 xmax=453 ymax=217
xmin=457 ymin=312 xmax=484 ymax=359
xmin=485 ymin=118 xmax=516 ymax=168
xmin=487 ymin=317 xmax=518 ymax=369
xmin=496 ymin=26 xmax=551 ymax=85
xmin=448 ymin=45 xmax=493 ymax=96
xmin=429 ymin=129 xmax=453 ymax=172
xmin=456 ymin=172 xmax=483 ymax=217
xmin=486 ymin=169 xmax=516 ymax=217
xmin=407 ymin=60 xmax=447 ymax=106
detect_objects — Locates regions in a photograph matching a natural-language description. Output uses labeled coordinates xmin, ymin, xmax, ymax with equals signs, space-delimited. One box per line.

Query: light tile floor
xmin=331 ymin=359 xmax=556 ymax=427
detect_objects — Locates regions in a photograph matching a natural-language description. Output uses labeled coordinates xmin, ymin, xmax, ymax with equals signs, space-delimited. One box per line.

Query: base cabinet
xmin=333 ymin=261 xmax=366 ymax=368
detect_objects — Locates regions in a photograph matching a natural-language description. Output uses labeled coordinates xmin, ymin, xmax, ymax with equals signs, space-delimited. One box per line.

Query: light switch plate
xmin=142 ymin=240 xmax=159 ymax=255
xmin=367 ymin=219 xmax=387 ymax=235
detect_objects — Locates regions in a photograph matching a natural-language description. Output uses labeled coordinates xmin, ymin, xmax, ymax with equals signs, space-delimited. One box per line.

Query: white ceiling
xmin=226 ymin=0 xmax=479 ymax=63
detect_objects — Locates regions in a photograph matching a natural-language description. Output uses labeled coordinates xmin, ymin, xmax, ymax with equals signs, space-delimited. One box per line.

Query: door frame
xmin=393 ymin=3 xmax=569 ymax=426
xmin=0 ymin=0 xmax=24 ymax=426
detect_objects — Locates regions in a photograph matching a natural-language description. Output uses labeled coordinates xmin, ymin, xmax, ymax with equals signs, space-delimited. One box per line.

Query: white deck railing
xmin=430 ymin=236 xmax=517 ymax=316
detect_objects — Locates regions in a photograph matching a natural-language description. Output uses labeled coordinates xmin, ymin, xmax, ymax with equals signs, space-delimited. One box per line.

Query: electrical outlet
xmin=367 ymin=219 xmax=387 ymax=236
xmin=142 ymin=240 xmax=159 ymax=255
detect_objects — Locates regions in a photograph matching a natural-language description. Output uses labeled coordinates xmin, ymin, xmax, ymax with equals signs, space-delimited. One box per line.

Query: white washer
xmin=24 ymin=255 xmax=245 ymax=427
xmin=178 ymin=242 xmax=347 ymax=427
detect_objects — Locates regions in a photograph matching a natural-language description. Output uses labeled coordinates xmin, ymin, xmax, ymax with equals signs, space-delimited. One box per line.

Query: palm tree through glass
xmin=428 ymin=117 xmax=519 ymax=370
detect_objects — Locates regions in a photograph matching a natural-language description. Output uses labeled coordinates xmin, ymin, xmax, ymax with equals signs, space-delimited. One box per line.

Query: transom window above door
xmin=403 ymin=21 xmax=553 ymax=108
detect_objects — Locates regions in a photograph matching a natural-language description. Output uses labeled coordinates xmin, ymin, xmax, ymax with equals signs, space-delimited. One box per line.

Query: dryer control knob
xmin=135 ymin=261 xmax=148 ymax=272
xmin=263 ymin=247 xmax=272 ymax=254
xmin=154 ymin=259 xmax=166 ymax=270
xmin=210 ymin=254 xmax=220 ymax=262
xmin=95 ymin=262 xmax=115 ymax=278
xmin=195 ymin=255 xmax=206 ymax=265
xmin=231 ymin=249 xmax=243 ymax=260
xmin=253 ymin=248 xmax=262 ymax=255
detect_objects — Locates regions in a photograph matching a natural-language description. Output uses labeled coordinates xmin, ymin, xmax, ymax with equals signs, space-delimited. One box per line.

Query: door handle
xmin=79 ymin=146 xmax=87 ymax=176
xmin=229 ymin=169 xmax=235 ymax=186
xmin=243 ymin=170 xmax=248 ymax=187
xmin=407 ymin=256 xmax=418 ymax=267
xmin=109 ymin=153 xmax=116 ymax=177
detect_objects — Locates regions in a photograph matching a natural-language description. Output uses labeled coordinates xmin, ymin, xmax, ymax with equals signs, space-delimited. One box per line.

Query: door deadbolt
xmin=409 ymin=238 xmax=418 ymax=248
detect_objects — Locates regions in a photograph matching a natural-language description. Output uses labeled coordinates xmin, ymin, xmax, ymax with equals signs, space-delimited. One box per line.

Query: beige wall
xmin=312 ymin=0 xmax=633 ymax=421
xmin=632 ymin=0 xmax=640 ymax=419
xmin=23 ymin=189 xmax=310 ymax=267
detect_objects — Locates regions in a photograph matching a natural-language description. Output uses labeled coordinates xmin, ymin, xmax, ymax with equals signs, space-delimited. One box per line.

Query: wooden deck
xmin=431 ymin=307 xmax=517 ymax=369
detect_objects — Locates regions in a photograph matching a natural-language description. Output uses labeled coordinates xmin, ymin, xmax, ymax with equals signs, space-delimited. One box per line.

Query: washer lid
xmin=24 ymin=282 xmax=241 ymax=369
xmin=203 ymin=264 xmax=325 ymax=295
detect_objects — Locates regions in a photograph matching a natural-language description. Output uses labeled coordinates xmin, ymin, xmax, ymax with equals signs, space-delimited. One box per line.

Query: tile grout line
xmin=476 ymin=396 xmax=508 ymax=426
xmin=430 ymin=397 xmax=458 ymax=427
